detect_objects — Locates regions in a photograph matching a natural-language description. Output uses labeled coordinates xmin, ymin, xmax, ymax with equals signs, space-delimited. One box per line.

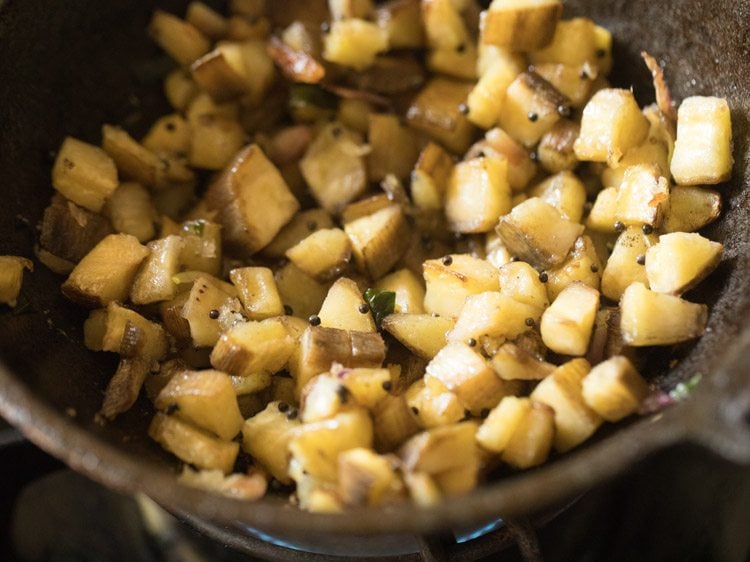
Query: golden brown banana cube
xmin=600 ymin=226 xmax=657 ymax=301
xmin=540 ymin=282 xmax=600 ymax=356
xmin=465 ymin=57 xmax=522 ymax=129
xmin=619 ymin=283 xmax=708 ymax=346
xmin=262 ymin=209 xmax=335 ymax=259
xmin=445 ymin=156 xmax=512 ymax=234
xmin=230 ymin=373 xmax=272 ymax=396
xmin=322 ymin=19 xmax=388 ymax=71
xmin=205 ymin=144 xmax=300 ymax=256
xmin=164 ymin=69 xmax=200 ymax=111
xmin=101 ymin=302 xmax=168 ymax=362
xmin=500 ymin=401 xmax=555 ymax=468
xmin=0 ymin=256 xmax=32 ymax=307
xmin=529 ymin=17 xmax=597 ymax=67
xmin=477 ymin=43 xmax=525 ymax=76
xmin=399 ymin=421 xmax=479 ymax=475
xmin=422 ymin=254 xmax=500 ymax=318
xmin=318 ymin=277 xmax=376 ymax=332
xmin=421 ymin=0 xmax=469 ymax=51
xmin=102 ymin=125 xmax=195 ymax=191
xmin=291 ymin=326 xmax=386 ymax=397
xmin=481 ymin=127 xmax=538 ymax=192
xmin=289 ymin=408 xmax=374 ymax=482
xmin=286 ymin=228 xmax=352 ymax=283
xmin=62 ymin=234 xmax=150 ymax=308
xmin=406 ymin=78 xmax=476 ymax=154
xmin=585 ymin=187 xmax=619 ymax=233
xmin=338 ymin=448 xmax=404 ymax=506
xmin=373 ymin=0 xmax=425 ymax=50
xmin=186 ymin=90 xmax=239 ymax=122
xmin=104 ymin=182 xmax=157 ymax=243
xmin=496 ymin=197 xmax=584 ymax=270
xmin=480 ymin=0 xmax=562 ymax=52
xmin=340 ymin=194 xmax=392 ymax=225
xmin=614 ymin=164 xmax=670 ymax=228
xmin=403 ymin=471 xmax=441 ymax=507
xmin=51 ymin=137 xmax=118 ymax=213
xmin=180 ymin=275 xmax=236 ymax=347
xmin=410 ymin=142 xmax=454 ymax=211
xmin=600 ymin=138 xmax=670 ymax=190
xmin=498 ymin=261 xmax=549 ymax=309
xmin=448 ymin=291 xmax=542 ymax=343
xmin=405 ymin=378 xmax=465 ymax=429
xmin=229 ymin=266 xmax=284 ymax=320
xmin=190 ymin=47 xmax=253 ymax=103
xmin=491 ymin=342 xmax=556 ymax=381
xmin=345 ymin=205 xmax=410 ymax=280
xmin=476 ymin=395 xmax=532 ymax=453
xmin=300 ymin=374 xmax=348 ymax=423
xmin=671 ymin=96 xmax=733 ymax=186
xmin=497 ymin=71 xmax=568 ymax=147
xmin=533 ymin=63 xmax=595 ymax=108
xmin=375 ymin=269 xmax=425 ymax=314
xmin=536 ymin=119 xmax=580 ymax=174
xmin=293 ymin=480 xmax=344 ymax=514
xmin=645 ymin=233 xmax=723 ymax=296
xmin=210 ymin=318 xmax=294 ymax=376
xmin=373 ymin=393 xmax=421 ymax=452
xmin=663 ymin=186 xmax=721 ymax=233
xmin=427 ymin=45 xmax=478 ymax=81
xmin=530 ymin=358 xmax=602 ymax=452
xmin=529 ymin=170 xmax=587 ymax=223
xmin=573 ymin=89 xmax=650 ymax=166
xmin=187 ymin=115 xmax=245 ymax=171
xmin=149 ymin=412 xmax=239 ymax=474
xmin=302 ymin=366 xmax=391 ymax=420
xmin=186 ymin=2 xmax=228 ymax=39
xmin=83 ymin=308 xmax=108 ymax=351
xmin=382 ymin=313 xmax=454 ymax=359
xmin=367 ymin=113 xmax=421 ymax=182
xmin=155 ymin=369 xmax=243 ymax=440
xmin=149 ymin=10 xmax=211 ymax=66
xmin=433 ymin=455 xmax=479 ymax=496
xmin=274 ymin=262 xmax=331 ymax=320
xmin=130 ymin=235 xmax=183 ymax=305
xmin=545 ymin=235 xmax=602 ymax=301
xmin=177 ymin=219 xmax=223 ymax=277
xmin=335 ymin=366 xmax=392 ymax=410
xmin=581 ymin=356 xmax=649 ymax=422
xmin=300 ymin=123 xmax=367 ymax=214
xmin=242 ymin=401 xmax=301 ymax=484
xmin=190 ymin=40 xmax=274 ymax=104
xmin=425 ymin=341 xmax=517 ymax=414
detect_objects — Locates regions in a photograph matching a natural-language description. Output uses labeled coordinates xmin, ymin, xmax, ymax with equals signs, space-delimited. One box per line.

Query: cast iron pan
xmin=0 ymin=0 xmax=749 ymax=537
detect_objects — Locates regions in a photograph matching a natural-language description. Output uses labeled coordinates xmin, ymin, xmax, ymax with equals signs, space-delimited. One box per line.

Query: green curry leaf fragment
xmin=668 ymin=373 xmax=702 ymax=402
xmin=364 ymin=288 xmax=396 ymax=328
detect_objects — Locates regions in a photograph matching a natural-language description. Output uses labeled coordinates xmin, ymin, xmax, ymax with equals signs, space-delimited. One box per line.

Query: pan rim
xmin=0 ymin=354 xmax=697 ymax=536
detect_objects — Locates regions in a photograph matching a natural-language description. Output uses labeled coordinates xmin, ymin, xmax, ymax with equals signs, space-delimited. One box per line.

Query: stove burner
xmin=178 ymin=508 xmax=550 ymax=561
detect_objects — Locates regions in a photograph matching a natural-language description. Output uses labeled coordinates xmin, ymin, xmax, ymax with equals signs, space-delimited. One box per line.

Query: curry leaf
xmin=364 ymin=288 xmax=396 ymax=328
xmin=668 ymin=373 xmax=702 ymax=402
